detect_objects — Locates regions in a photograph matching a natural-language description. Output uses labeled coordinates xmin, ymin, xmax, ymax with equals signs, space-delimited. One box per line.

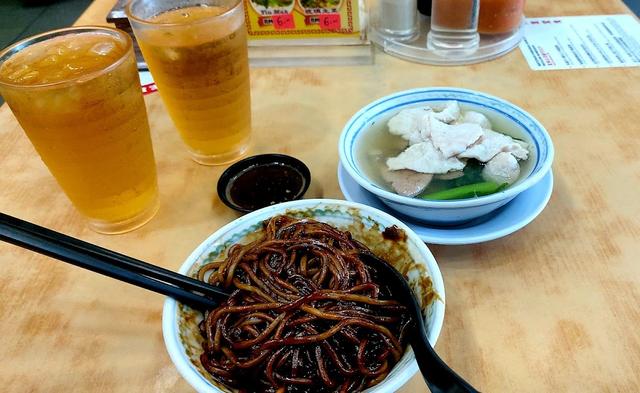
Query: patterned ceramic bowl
xmin=338 ymin=88 xmax=554 ymax=225
xmin=162 ymin=199 xmax=445 ymax=393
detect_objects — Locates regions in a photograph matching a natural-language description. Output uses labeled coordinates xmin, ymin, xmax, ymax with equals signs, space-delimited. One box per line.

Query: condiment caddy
xmin=368 ymin=0 xmax=525 ymax=65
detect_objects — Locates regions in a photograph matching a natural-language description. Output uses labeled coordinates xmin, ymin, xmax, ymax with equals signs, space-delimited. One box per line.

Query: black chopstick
xmin=0 ymin=212 xmax=229 ymax=310
xmin=0 ymin=212 xmax=229 ymax=301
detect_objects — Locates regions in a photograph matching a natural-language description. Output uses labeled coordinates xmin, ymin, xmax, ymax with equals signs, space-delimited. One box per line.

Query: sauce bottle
xmin=478 ymin=0 xmax=525 ymax=34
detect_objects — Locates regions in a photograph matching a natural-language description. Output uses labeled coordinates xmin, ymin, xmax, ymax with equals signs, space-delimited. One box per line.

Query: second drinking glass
xmin=127 ymin=0 xmax=251 ymax=165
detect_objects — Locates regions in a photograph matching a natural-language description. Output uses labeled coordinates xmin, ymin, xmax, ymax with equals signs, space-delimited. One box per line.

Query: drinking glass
xmin=0 ymin=27 xmax=159 ymax=234
xmin=127 ymin=0 xmax=252 ymax=165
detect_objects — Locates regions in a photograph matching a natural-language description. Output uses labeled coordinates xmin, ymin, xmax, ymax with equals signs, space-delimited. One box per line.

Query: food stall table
xmin=0 ymin=0 xmax=639 ymax=391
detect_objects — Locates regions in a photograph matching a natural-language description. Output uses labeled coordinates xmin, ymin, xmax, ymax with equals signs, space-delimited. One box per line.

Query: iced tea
xmin=128 ymin=0 xmax=251 ymax=165
xmin=0 ymin=27 xmax=159 ymax=234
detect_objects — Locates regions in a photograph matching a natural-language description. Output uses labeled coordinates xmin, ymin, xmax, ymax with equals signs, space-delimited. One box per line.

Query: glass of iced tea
xmin=0 ymin=27 xmax=159 ymax=234
xmin=127 ymin=0 xmax=251 ymax=165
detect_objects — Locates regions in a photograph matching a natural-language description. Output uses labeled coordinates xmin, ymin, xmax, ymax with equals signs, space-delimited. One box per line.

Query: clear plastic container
xmin=368 ymin=14 xmax=524 ymax=65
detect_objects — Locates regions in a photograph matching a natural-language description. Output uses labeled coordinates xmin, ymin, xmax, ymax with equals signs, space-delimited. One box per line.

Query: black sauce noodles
xmin=197 ymin=216 xmax=412 ymax=393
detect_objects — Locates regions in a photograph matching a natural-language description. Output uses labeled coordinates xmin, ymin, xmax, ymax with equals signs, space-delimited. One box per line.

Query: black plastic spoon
xmin=359 ymin=251 xmax=481 ymax=393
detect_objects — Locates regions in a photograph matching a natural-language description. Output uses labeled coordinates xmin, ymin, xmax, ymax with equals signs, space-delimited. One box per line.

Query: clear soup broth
xmin=355 ymin=102 xmax=537 ymax=199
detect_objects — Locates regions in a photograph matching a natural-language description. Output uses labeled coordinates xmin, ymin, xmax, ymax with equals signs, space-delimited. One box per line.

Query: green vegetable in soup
xmin=420 ymin=181 xmax=508 ymax=200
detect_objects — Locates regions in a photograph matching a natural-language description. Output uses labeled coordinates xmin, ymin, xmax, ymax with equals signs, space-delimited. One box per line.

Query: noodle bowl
xmin=163 ymin=199 xmax=445 ymax=393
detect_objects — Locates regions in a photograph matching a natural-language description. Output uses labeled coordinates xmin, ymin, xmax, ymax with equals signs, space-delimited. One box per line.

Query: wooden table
xmin=1 ymin=1 xmax=639 ymax=392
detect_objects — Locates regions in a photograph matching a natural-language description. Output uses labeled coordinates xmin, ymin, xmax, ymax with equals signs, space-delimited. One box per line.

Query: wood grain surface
xmin=1 ymin=0 xmax=639 ymax=392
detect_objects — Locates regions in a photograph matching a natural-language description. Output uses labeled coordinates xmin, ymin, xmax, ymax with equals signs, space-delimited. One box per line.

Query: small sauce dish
xmin=217 ymin=154 xmax=311 ymax=213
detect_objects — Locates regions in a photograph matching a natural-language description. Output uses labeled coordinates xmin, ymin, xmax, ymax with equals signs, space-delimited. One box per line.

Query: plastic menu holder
xmin=244 ymin=0 xmax=372 ymax=67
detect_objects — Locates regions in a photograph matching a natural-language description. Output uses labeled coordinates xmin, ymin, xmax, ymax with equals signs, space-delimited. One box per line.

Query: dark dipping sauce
xmin=226 ymin=163 xmax=306 ymax=211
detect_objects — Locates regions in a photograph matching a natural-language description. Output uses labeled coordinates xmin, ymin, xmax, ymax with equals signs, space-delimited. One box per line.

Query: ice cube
xmin=7 ymin=64 xmax=30 ymax=81
xmin=65 ymin=40 xmax=82 ymax=51
xmin=20 ymin=49 xmax=41 ymax=64
xmin=48 ymin=71 xmax=65 ymax=82
xmin=41 ymin=54 xmax=61 ymax=66
xmin=17 ymin=70 xmax=39 ymax=83
xmin=162 ymin=48 xmax=180 ymax=61
xmin=64 ymin=63 xmax=82 ymax=73
xmin=31 ymin=96 xmax=48 ymax=110
xmin=89 ymin=42 xmax=116 ymax=56
xmin=47 ymin=44 xmax=67 ymax=57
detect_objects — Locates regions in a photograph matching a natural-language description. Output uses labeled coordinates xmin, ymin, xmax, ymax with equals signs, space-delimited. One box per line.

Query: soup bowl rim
xmin=338 ymin=87 xmax=554 ymax=208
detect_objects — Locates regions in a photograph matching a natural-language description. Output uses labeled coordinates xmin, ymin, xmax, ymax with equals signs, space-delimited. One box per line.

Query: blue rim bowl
xmin=338 ymin=87 xmax=554 ymax=225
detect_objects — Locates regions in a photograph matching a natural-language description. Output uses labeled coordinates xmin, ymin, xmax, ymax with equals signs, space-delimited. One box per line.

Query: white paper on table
xmin=519 ymin=14 xmax=640 ymax=71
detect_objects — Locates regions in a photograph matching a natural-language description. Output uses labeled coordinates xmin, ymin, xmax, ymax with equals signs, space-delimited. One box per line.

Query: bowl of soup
xmin=338 ymin=88 xmax=554 ymax=225
xmin=163 ymin=199 xmax=445 ymax=393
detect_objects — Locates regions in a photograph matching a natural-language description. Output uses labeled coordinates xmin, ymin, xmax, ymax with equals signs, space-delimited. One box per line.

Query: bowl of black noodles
xmin=162 ymin=199 xmax=445 ymax=393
